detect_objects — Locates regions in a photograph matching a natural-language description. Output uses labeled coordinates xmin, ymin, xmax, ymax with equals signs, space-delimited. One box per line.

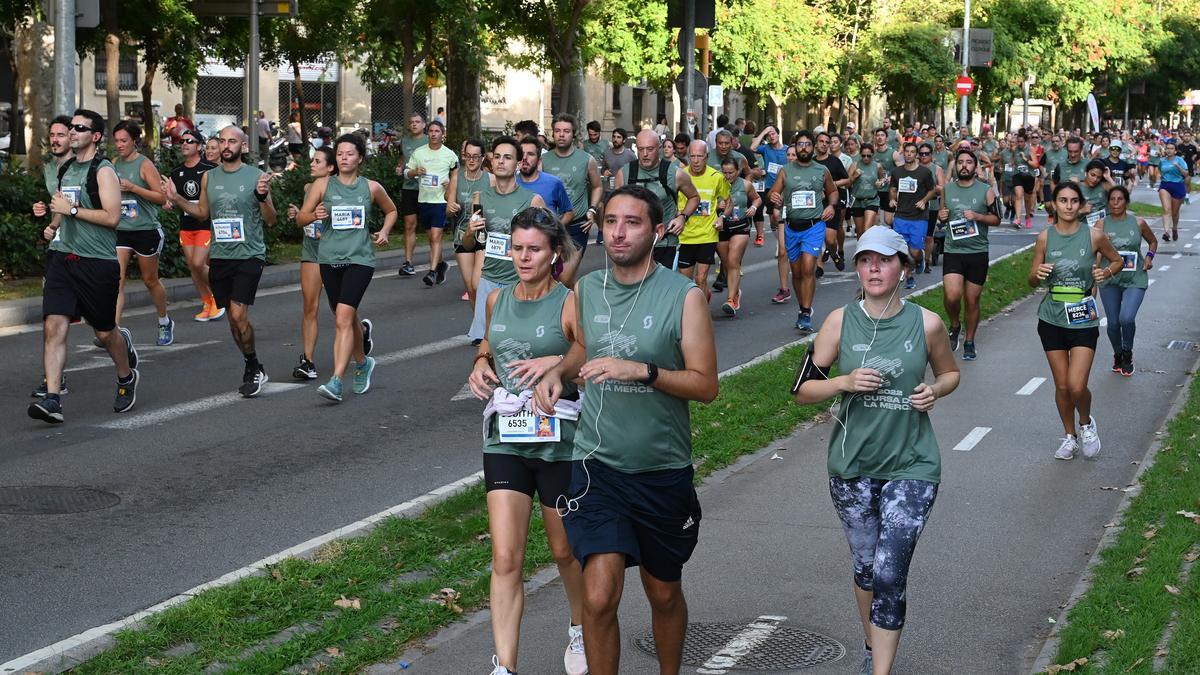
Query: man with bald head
xmin=614 ymin=129 xmax=701 ymax=271
xmin=673 ymin=139 xmax=729 ymax=298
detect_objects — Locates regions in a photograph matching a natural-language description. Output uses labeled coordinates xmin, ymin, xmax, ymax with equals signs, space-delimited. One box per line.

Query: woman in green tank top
xmin=467 ymin=207 xmax=586 ymax=675
xmin=297 ymin=134 xmax=398 ymax=403
xmin=1094 ymin=185 xmax=1157 ymax=376
xmin=848 ymin=146 xmax=884 ymax=237
xmin=716 ymin=156 xmax=761 ymax=318
xmin=447 ymin=138 xmax=493 ymax=304
xmin=794 ymin=225 xmax=960 ymax=675
xmin=112 ymin=121 xmax=172 ymax=342
xmin=285 ymin=146 xmax=335 ymax=381
xmin=1028 ymin=182 xmax=1124 ymax=461
xmin=1077 ymin=160 xmax=1115 ymax=226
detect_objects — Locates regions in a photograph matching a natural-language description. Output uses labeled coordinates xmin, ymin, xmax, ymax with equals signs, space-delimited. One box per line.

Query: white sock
xmin=158 ymin=315 xmax=170 ymax=326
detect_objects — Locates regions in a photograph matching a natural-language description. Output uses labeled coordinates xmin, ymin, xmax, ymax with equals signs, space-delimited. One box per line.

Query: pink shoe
xmin=461 ymin=292 xmax=470 ymax=301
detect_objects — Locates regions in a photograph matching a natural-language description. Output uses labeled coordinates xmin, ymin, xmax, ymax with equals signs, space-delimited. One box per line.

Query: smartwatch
xmin=639 ymin=362 xmax=659 ymax=386
xmin=70 ymin=206 xmax=78 ymax=217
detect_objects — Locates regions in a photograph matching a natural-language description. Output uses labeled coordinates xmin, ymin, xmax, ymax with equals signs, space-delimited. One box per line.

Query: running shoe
xmin=32 ymin=376 xmax=68 ymax=397
xmin=712 ymin=270 xmax=726 ymax=292
xmin=905 ymin=275 xmax=917 ymax=290
xmin=833 ymin=250 xmax=846 ymax=272
xmin=435 ymin=260 xmax=449 ymax=285
xmin=1025 ymin=216 xmax=1032 ymax=229
xmin=948 ymin=326 xmax=961 ymax=352
xmin=1054 ymin=435 xmax=1078 ymax=460
xmin=113 ymin=369 xmax=139 ymax=413
xmin=422 ymin=269 xmax=437 ymax=286
xmin=721 ymin=290 xmax=741 ymax=317
xmin=293 ymin=355 xmax=318 ymax=380
xmin=361 ymin=318 xmax=374 ymax=356
xmin=822 ymin=249 xmax=831 ymax=263
xmin=771 ymin=288 xmax=792 ymax=304
xmin=489 ymin=655 xmax=514 ymax=675
xmin=471 ymin=338 xmax=483 ymax=346
xmin=1080 ymin=417 xmax=1101 ymax=458
xmin=461 ymin=291 xmax=470 ymax=301
xmin=1120 ymin=351 xmax=1135 ymax=377
xmin=156 ymin=317 xmax=175 ymax=346
xmin=962 ymin=340 xmax=977 ymax=361
xmin=564 ymin=624 xmax=587 ymax=675
xmin=859 ymin=644 xmax=873 ymax=675
xmin=353 ymin=356 xmax=376 ymax=394
xmin=92 ymin=336 xmax=105 ymax=348
xmin=28 ymin=396 xmax=64 ymax=424
xmin=754 ymin=234 xmax=764 ymax=246
xmin=318 ymin=376 xmax=343 ymax=402
xmin=398 ymin=261 xmax=415 ymax=277
xmin=1162 ymin=231 xmax=1172 ymax=242
xmin=239 ymin=365 xmax=268 ymax=398
xmin=193 ymin=305 xmax=212 ymax=321
xmin=815 ymin=266 xmax=825 ymax=279
xmin=1111 ymin=351 xmax=1123 ymax=373
xmin=1172 ymin=228 xmax=1179 ymax=241
xmin=208 ymin=304 xmax=226 ymax=321
xmin=796 ymin=312 xmax=813 ymax=332
xmin=120 ymin=326 xmax=138 ymax=369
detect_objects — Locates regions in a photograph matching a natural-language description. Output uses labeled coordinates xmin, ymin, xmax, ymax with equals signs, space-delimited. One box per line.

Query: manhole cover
xmin=634 ymin=620 xmax=845 ymax=670
xmin=0 ymin=486 xmax=121 ymax=515
xmin=1167 ymin=340 xmax=1197 ymax=351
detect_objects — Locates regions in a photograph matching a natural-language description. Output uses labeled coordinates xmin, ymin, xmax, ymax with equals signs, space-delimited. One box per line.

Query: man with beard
xmin=938 ymin=149 xmax=999 ymax=360
xmin=543 ymin=113 xmax=605 ymax=284
xmin=516 ymin=136 xmax=574 ymax=227
xmin=813 ymin=130 xmax=851 ymax=274
xmin=889 ymin=142 xmax=938 ymax=289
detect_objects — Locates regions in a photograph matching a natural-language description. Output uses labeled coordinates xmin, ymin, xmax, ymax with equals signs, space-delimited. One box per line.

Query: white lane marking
xmin=695 ymin=615 xmax=788 ymax=674
xmin=374 ymin=335 xmax=471 ymax=366
xmin=98 ymin=382 xmax=308 ymax=429
xmin=450 ymin=382 xmax=474 ymax=401
xmin=1186 ymin=243 xmax=1193 ymax=248
xmin=1016 ymin=377 xmax=1047 ymax=396
xmin=0 ymin=471 xmax=485 ymax=675
xmin=1149 ymin=279 xmax=1156 ymax=285
xmin=1099 ymin=317 xmax=1108 ymax=327
xmin=1159 ymin=265 xmax=1171 ymax=271
xmin=66 ymin=341 xmax=221 ymax=372
xmin=954 ymin=426 xmax=992 ymax=452
xmin=1193 ymin=232 xmax=1200 ymax=239
xmin=1172 ymin=253 xmax=1182 ymax=259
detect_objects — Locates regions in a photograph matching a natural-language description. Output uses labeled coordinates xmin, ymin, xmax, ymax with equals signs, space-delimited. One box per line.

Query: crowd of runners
xmin=24 ymin=105 xmax=1191 ymax=675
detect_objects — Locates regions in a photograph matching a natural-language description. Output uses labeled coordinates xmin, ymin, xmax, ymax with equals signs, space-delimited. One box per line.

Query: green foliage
xmin=581 ymin=0 xmax=676 ymax=91
xmin=865 ymin=22 xmax=960 ymax=111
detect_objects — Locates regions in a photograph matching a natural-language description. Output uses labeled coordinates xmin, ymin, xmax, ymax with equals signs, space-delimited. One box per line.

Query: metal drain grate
xmin=0 ymin=486 xmax=121 ymax=515
xmin=1167 ymin=340 xmax=1197 ymax=351
xmin=633 ymin=621 xmax=845 ymax=670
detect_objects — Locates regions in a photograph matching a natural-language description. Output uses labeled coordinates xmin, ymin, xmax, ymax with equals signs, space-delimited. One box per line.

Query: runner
xmin=393 ymin=112 xmax=428 ymax=277
xmin=716 ymin=156 xmax=761 ymax=317
xmin=1042 ymin=135 xmax=1068 ymax=208
xmin=1078 ymin=160 xmax=1115 ymax=226
xmin=1052 ymin=137 xmax=1088 ymax=188
xmin=517 ymin=137 xmax=574 ymax=226
xmin=463 ymin=136 xmax=546 ymax=343
xmin=814 ymin=131 xmax=851 ymax=274
xmin=1176 ymin=129 xmax=1198 ymax=194
xmin=1101 ymin=142 xmax=1133 ymax=187
xmin=30 ymin=115 xmax=76 ymax=398
xmin=297 ymin=134 xmax=397 ymax=402
xmin=111 ymin=120 xmax=172 ymax=344
xmin=404 ymin=119 xmax=458 ymax=286
xmin=734 ymin=131 xmax=767 ymax=246
xmin=706 ymin=129 xmax=750 ymax=175
xmin=768 ymin=130 xmax=838 ymax=332
xmin=1028 ymin=182 xmax=1123 ymax=460
xmin=167 ymin=129 xmax=221 ymax=322
xmin=205 ymin=137 xmax=221 ymax=163
xmin=848 ymin=143 xmax=884 ymax=238
xmin=1095 ymin=185 xmax=1156 ymax=376
xmin=1011 ymin=133 xmax=1036 ymax=229
xmin=602 ymin=128 xmax=637 ymax=193
xmin=661 ymin=135 xmax=676 ymax=163
xmin=534 ymin=184 xmax=719 ymax=675
xmin=793 ymin=225 xmax=959 ymax=675
xmin=285 ymin=145 xmax=335 ymax=380
xmin=994 ymin=134 xmax=1017 ymax=225
xmin=468 ymin=207 xmax=586 ymax=675
xmin=163 ymin=103 xmax=195 ymax=147
xmin=932 ymin=135 xmax=949 ymax=173
xmin=751 ymin=124 xmax=793 ymax=302
xmin=676 ymin=140 xmax=728 ymax=298
xmin=164 ymin=125 xmax=277 ymax=397
xmin=872 ymin=128 xmax=898 ymax=226
xmin=917 ymin=142 xmax=945 ymax=271
xmin=614 ymin=129 xmax=700 ymax=273
xmin=888 ymin=142 xmax=937 ymax=290
xmin=581 ymin=121 xmax=610 ymax=166
xmin=1147 ymin=135 xmax=1162 ymax=188
xmin=938 ymin=149 xmax=999 ymax=360
xmin=448 ymin=138 xmax=493 ymax=303
xmin=542 ymin=114 xmax=604 ymax=285
xmin=29 ymin=109 xmax=139 ymax=423
xmin=1156 ymin=142 xmax=1188 ymax=241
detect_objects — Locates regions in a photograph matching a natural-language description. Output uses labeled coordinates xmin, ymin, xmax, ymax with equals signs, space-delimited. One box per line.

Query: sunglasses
xmin=463 ymin=153 xmax=483 ymax=160
xmin=182 ymin=139 xmax=200 ymax=145
xmin=71 ymin=124 xmax=94 ymax=133
xmin=918 ymin=152 xmax=932 ymax=156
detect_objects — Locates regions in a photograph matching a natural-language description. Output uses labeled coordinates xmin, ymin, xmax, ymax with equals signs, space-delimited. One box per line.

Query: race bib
xmin=212 ymin=217 xmax=245 ymax=243
xmin=330 ymin=205 xmax=366 ymax=230
xmin=1118 ymin=250 xmax=1138 ymax=271
xmin=484 ymin=231 xmax=511 ymax=260
xmin=767 ymin=162 xmax=783 ymax=175
xmin=62 ymin=187 xmax=81 ymax=206
xmin=752 ymin=180 xmax=766 ymax=192
xmin=420 ymin=174 xmax=439 ymax=188
xmin=498 ymin=410 xmax=561 ymax=443
xmin=1085 ymin=209 xmax=1105 ymax=227
xmin=898 ymin=177 xmax=918 ymax=194
xmin=1064 ymin=296 xmax=1099 ymax=325
xmin=949 ymin=218 xmax=978 ymax=240
xmin=304 ymin=219 xmax=324 ymax=239
xmin=120 ymin=199 xmax=139 ymax=220
xmin=697 ymin=200 xmax=712 ymax=216
xmin=791 ymin=190 xmax=816 ymax=209
xmin=1004 ymin=163 xmax=1015 ymax=173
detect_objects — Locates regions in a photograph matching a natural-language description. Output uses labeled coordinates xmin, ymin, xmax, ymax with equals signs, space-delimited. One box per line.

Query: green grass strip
xmin=1048 ymin=374 xmax=1200 ymax=673
xmin=71 ymin=245 xmax=1042 ymax=674
xmin=1128 ymin=202 xmax=1164 ymax=217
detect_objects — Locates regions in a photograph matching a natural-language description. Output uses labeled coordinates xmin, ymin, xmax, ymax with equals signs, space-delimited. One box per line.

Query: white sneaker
xmin=490 ymin=655 xmax=515 ymax=675
xmin=1054 ymin=435 xmax=1078 ymax=460
xmin=1080 ymin=417 xmax=1101 ymax=458
xmin=564 ymin=624 xmax=588 ymax=675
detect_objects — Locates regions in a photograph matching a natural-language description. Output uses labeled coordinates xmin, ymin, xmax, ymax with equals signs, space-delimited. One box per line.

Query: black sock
xmin=244 ymin=352 xmax=259 ymax=370
xmin=801 ymin=306 xmax=812 ymax=316
xmin=45 ymin=393 xmax=60 ymax=403
xmin=118 ymin=372 xmax=134 ymax=385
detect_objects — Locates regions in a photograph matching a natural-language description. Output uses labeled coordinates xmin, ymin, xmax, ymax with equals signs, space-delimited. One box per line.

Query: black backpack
xmin=627 ymin=161 xmax=675 ymax=200
xmin=56 ymin=156 xmax=104 ymax=209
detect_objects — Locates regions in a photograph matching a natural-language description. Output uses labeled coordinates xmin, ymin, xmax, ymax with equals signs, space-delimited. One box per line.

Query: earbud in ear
xmin=552 ymin=254 xmax=559 ymax=264
xmin=900 ymin=272 xmax=906 ymax=281
xmin=653 ymin=232 xmax=661 ymax=245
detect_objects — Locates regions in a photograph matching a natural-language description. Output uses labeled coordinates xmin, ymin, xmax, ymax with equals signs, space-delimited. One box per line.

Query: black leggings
xmin=829 ymin=476 xmax=938 ymax=631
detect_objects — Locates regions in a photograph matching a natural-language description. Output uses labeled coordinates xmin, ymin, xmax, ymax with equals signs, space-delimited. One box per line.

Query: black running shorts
xmin=116 ymin=228 xmax=165 ymax=257
xmin=208 ymin=257 xmax=265 ymax=308
xmin=320 ymin=263 xmax=374 ymax=309
xmin=42 ymin=251 xmax=120 ymax=332
xmin=483 ymin=452 xmax=572 ymax=508
xmin=942 ymin=252 xmax=990 ymax=286
xmin=1037 ymin=320 xmax=1099 ymax=352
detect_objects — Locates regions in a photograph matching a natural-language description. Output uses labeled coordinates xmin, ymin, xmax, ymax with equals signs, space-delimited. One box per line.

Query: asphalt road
xmin=0 ymin=210 xmax=1051 ymax=663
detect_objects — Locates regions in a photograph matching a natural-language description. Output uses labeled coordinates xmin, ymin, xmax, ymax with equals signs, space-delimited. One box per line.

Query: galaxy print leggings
xmin=828 ymin=476 xmax=938 ymax=631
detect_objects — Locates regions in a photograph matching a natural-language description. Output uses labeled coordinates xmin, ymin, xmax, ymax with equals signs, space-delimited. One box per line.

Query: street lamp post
xmin=959 ymin=0 xmax=970 ymax=130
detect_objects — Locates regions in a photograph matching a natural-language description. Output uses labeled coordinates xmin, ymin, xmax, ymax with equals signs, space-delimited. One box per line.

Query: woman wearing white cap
xmin=793 ymin=225 xmax=960 ymax=675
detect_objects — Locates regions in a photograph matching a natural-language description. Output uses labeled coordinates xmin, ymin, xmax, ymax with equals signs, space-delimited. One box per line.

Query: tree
xmin=580 ymin=0 xmax=676 ymax=93
xmin=265 ymin=0 xmax=353 ymax=143
xmin=121 ymin=0 xmax=202 ymax=152
xmin=360 ymin=0 xmax=439 ymax=127
xmin=863 ymin=22 xmax=958 ymax=120
xmin=489 ymin=0 xmax=595 ymax=119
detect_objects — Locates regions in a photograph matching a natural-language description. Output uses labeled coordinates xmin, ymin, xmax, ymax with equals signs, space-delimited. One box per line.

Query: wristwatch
xmin=639 ymin=362 xmax=659 ymax=385
xmin=70 ymin=206 xmax=78 ymax=217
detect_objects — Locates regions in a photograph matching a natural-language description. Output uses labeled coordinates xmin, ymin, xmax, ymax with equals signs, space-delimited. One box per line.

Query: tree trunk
xmin=15 ymin=17 xmax=53 ymax=170
xmin=292 ymin=59 xmax=308 ymax=141
xmin=182 ymin=81 xmax=195 ymax=118
xmin=102 ymin=0 xmax=121 ymax=129
xmin=141 ymin=58 xmax=157 ymax=156
xmin=445 ymin=17 xmax=481 ymax=143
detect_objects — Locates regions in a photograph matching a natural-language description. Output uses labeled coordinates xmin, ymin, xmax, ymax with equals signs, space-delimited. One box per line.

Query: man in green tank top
xmin=938 ymin=149 xmax=999 ymax=360
xmin=167 ymin=125 xmax=277 ymax=398
xmin=29 ymin=116 xmax=75 ymax=399
xmin=872 ymin=128 xmax=899 ymax=225
xmin=393 ymin=113 xmax=428 ymax=277
xmin=543 ymin=114 xmax=604 ymax=285
xmin=614 ymin=129 xmax=701 ymax=271
xmin=29 ymin=109 xmax=139 ymax=424
xmin=534 ymin=184 xmax=718 ymax=675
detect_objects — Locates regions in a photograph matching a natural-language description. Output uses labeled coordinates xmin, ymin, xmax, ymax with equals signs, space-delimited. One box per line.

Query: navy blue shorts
xmin=417 ymin=202 xmax=448 ymax=230
xmin=563 ymin=459 xmax=701 ymax=582
xmin=1160 ymin=181 xmax=1187 ymax=200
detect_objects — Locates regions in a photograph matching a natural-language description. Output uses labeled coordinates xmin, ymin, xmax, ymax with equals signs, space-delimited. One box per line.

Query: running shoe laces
xmin=1054 ymin=435 xmax=1077 ymax=460
xmin=489 ymin=655 xmax=515 ymax=675
xmin=564 ymin=624 xmax=587 ymax=675
xmin=1080 ymin=418 xmax=1101 ymax=458
xmin=318 ymin=377 xmax=343 ymax=402
xmin=353 ymin=357 xmax=375 ymax=395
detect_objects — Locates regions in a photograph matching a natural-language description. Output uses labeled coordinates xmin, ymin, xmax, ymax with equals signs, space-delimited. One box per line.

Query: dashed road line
xmin=954 ymin=426 xmax=992 ymax=452
xmin=695 ymin=615 xmax=788 ymax=674
xmin=1016 ymin=377 xmax=1047 ymax=396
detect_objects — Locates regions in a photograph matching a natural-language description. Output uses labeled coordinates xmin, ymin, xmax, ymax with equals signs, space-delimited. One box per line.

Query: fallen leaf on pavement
xmin=1046 ymin=657 xmax=1088 ymax=673
xmin=1104 ymin=522 xmax=1117 ymax=528
xmin=1124 ymin=658 xmax=1144 ymax=672
xmin=325 ymin=647 xmax=341 ymax=657
xmin=334 ymin=596 xmax=361 ymax=610
xmin=271 ymin=568 xmax=283 ymax=581
xmin=1184 ymin=551 xmax=1199 ymax=563
xmin=1047 ymin=616 xmax=1057 ymax=624
xmin=1102 ymin=629 xmax=1125 ymax=640
xmin=1143 ymin=528 xmax=1158 ymax=540
xmin=1165 ymin=585 xmax=1181 ymax=595
xmin=1100 ymin=486 xmax=1122 ymax=491
xmin=1125 ymin=566 xmax=1147 ymax=578
xmin=431 ymin=587 xmax=463 ymax=614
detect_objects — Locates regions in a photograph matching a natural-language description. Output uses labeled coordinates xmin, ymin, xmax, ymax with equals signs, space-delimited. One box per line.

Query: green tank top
xmin=782 ymin=162 xmax=829 ymax=222
xmin=1079 ymin=181 xmax=1108 ymax=215
xmin=485 ymin=283 xmax=578 ymax=461
xmin=479 ymin=185 xmax=536 ymax=285
xmin=851 ymin=159 xmax=880 ymax=203
xmin=933 ymin=149 xmax=949 ymax=171
xmin=44 ymin=161 xmax=69 ymax=253
xmin=1038 ymin=224 xmax=1099 ymax=329
xmin=58 ymin=158 xmax=117 ymax=261
xmin=318 ymin=176 xmax=374 ymax=266
xmin=574 ymin=265 xmax=694 ymax=473
xmin=999 ymin=149 xmax=1017 ymax=179
xmin=1043 ymin=148 xmax=1068 ymax=177
xmin=401 ymin=134 xmax=428 ymax=190
xmin=942 ymin=179 xmax=991 ymax=255
xmin=622 ymin=160 xmax=679 ymax=248
xmin=829 ymin=301 xmax=940 ymax=483
xmin=453 ymin=169 xmax=491 ymax=244
xmin=541 ymin=148 xmax=591 ymax=223
xmin=727 ymin=177 xmax=748 ymax=220
xmin=874 ymin=148 xmax=896 ymax=183
xmin=1101 ymin=213 xmax=1148 ymax=290
xmin=114 ymin=155 xmax=159 ymax=231
xmin=206 ymin=164 xmax=267 ymax=260
xmin=1056 ymin=159 xmax=1086 ymax=184
xmin=922 ymin=162 xmax=941 ymax=210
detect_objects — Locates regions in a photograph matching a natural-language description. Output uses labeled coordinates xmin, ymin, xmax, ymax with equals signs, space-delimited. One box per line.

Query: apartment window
xmin=94 ymin=53 xmax=139 ymax=91
xmin=611 ymin=84 xmax=621 ymax=111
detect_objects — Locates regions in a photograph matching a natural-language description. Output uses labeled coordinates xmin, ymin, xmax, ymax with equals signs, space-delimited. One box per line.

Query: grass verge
xmin=1046 ymin=373 xmax=1200 ymax=673
xmin=1128 ymin=202 xmax=1165 ymax=217
xmin=67 ymin=247 xmax=1042 ymax=674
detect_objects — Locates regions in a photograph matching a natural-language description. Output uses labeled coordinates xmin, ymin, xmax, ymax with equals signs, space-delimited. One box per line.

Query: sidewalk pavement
xmin=367 ymin=222 xmax=1200 ymax=674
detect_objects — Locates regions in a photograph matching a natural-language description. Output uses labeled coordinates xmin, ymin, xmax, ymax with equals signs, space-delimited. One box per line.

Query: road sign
xmin=956 ymin=75 xmax=975 ymax=97
xmin=950 ymin=28 xmax=994 ymax=68
xmin=194 ymin=0 xmax=298 ymax=16
xmin=708 ymin=85 xmax=723 ymax=109
xmin=76 ymin=0 xmax=100 ymax=28
xmin=675 ymin=68 xmax=708 ymax=101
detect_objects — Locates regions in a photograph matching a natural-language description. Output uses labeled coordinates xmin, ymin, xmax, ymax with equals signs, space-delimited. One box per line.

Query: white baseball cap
xmin=854 ymin=226 xmax=908 ymax=259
